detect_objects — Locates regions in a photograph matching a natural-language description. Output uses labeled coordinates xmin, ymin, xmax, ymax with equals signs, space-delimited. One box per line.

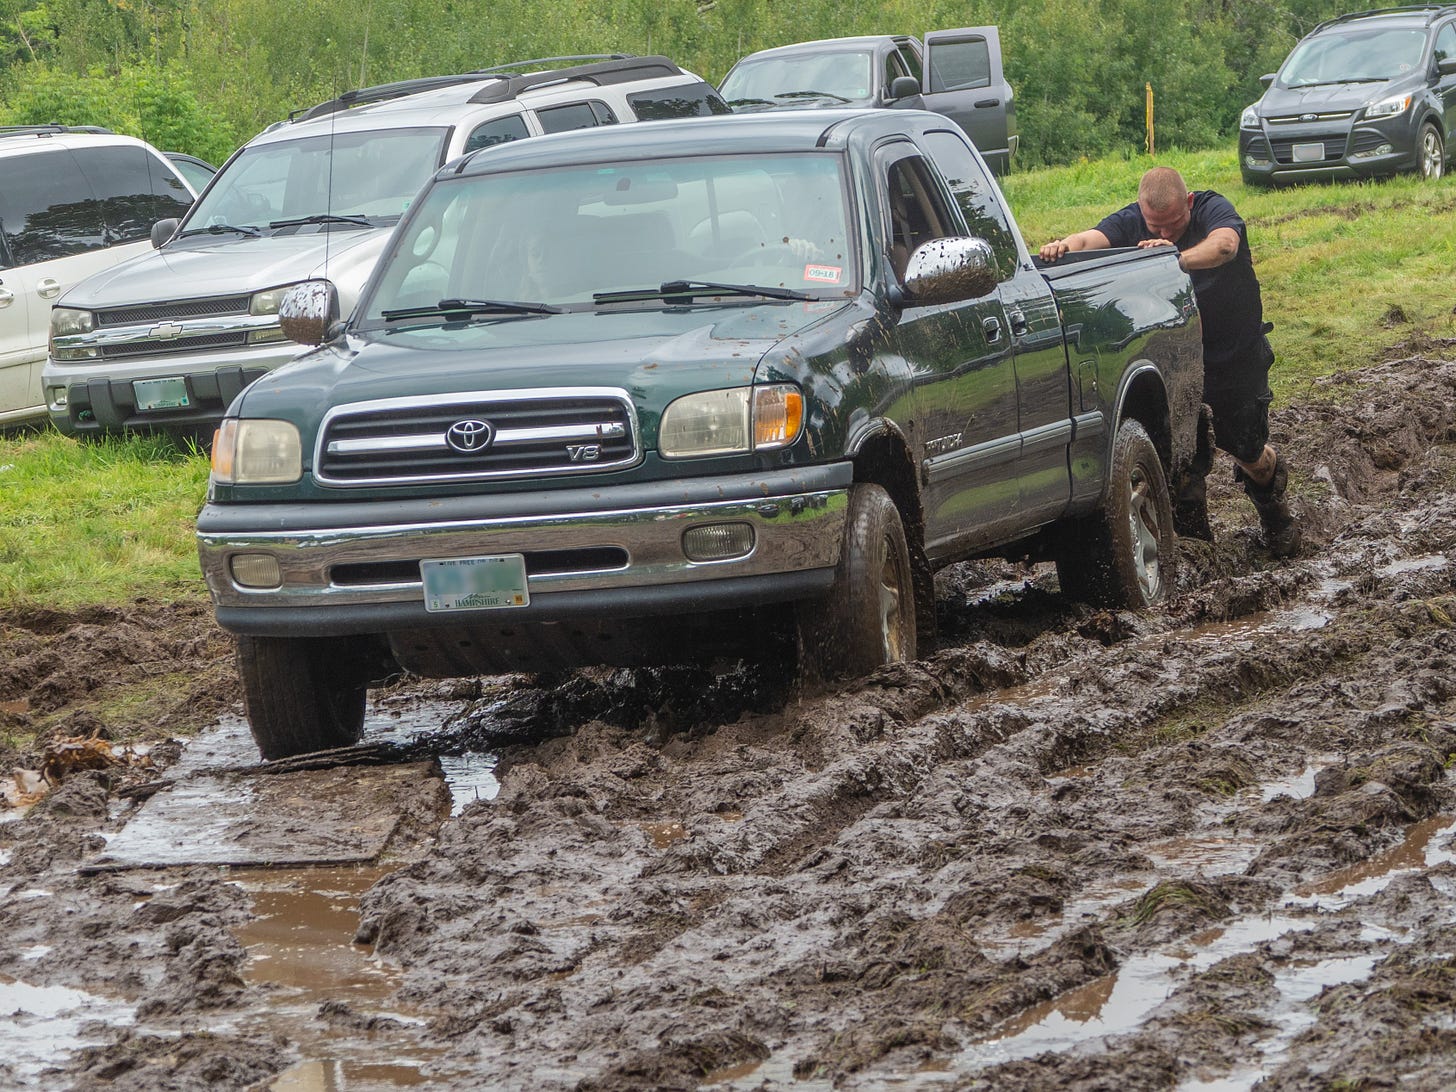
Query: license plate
xmin=133 ymin=376 xmax=191 ymax=411
xmin=421 ymin=554 xmax=529 ymax=612
xmin=1292 ymin=142 xmax=1324 ymax=163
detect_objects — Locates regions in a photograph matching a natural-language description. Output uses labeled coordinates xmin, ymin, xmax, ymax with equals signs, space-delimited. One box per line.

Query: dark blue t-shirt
xmin=1097 ymin=191 xmax=1268 ymax=389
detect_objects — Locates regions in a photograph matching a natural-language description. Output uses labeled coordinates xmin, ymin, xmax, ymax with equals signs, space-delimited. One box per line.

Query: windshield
xmin=719 ymin=51 xmax=874 ymax=105
xmin=1279 ymin=27 xmax=1427 ymax=87
xmin=185 ymin=126 xmax=448 ymax=233
xmin=360 ymin=151 xmax=857 ymax=322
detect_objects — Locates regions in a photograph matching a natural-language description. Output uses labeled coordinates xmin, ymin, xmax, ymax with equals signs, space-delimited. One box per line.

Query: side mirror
xmin=1259 ymin=72 xmax=1276 ymax=89
xmin=901 ymin=237 xmax=998 ymax=306
xmin=888 ymin=75 xmax=921 ymax=101
xmin=151 ymin=218 xmax=180 ymax=248
xmin=278 ymin=281 xmax=341 ymax=346
xmin=1438 ymin=57 xmax=1456 ymax=76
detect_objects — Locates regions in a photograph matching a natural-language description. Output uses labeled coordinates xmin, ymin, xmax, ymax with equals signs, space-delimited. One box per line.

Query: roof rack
xmin=0 ymin=123 xmax=114 ymax=139
xmin=289 ymin=53 xmax=684 ymax=123
xmin=1310 ymin=5 xmax=1456 ymax=33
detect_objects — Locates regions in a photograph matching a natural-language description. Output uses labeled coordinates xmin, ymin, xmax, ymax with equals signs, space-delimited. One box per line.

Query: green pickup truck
xmin=196 ymin=108 xmax=1203 ymax=759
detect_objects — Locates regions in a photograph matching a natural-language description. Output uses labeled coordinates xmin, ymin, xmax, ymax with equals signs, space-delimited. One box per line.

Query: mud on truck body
xmin=195 ymin=108 xmax=1203 ymax=759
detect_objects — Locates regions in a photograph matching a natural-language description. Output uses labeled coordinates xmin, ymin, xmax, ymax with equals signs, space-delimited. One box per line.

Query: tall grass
xmin=3 ymin=147 xmax=1453 ymax=612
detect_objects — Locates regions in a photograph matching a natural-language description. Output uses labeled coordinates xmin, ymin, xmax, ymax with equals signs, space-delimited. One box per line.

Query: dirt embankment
xmin=3 ymin=345 xmax=1456 ymax=1090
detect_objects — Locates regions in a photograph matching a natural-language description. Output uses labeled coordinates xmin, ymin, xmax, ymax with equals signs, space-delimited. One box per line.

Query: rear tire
xmin=796 ymin=483 xmax=917 ymax=682
xmin=1418 ymin=122 xmax=1444 ymax=181
xmin=1056 ymin=418 xmax=1174 ymax=609
xmin=237 ymin=635 xmax=367 ymax=760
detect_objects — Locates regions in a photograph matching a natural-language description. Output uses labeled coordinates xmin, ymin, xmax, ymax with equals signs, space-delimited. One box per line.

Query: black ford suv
xmin=1240 ymin=6 xmax=1456 ymax=185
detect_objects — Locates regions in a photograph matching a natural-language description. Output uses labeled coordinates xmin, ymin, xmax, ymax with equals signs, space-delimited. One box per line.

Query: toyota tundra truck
xmin=195 ymin=108 xmax=1202 ymax=759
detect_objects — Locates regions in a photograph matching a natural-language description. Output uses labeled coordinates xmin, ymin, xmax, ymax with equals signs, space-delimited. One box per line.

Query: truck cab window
xmin=919 ymin=130 xmax=1019 ymax=279
xmin=928 ymin=37 xmax=993 ymax=91
xmin=464 ymin=114 xmax=530 ymax=154
xmin=884 ymin=155 xmax=953 ymax=280
xmin=536 ymin=101 xmax=618 ymax=134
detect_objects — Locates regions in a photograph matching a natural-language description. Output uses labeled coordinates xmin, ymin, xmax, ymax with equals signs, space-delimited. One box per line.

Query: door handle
xmin=37 ymin=278 xmax=62 ymax=299
xmin=983 ymin=315 xmax=1003 ymax=342
xmin=974 ymin=98 xmax=1000 ymax=109
xmin=0 ymin=286 xmax=12 ymax=307
xmin=1008 ymin=309 xmax=1029 ymax=336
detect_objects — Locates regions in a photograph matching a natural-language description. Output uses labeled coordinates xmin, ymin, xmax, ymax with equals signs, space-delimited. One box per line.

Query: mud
xmin=3 ymin=349 xmax=1456 ymax=1089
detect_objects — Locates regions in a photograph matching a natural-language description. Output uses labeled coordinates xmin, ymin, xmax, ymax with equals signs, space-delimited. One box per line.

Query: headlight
xmin=211 ymin=418 xmax=303 ymax=484
xmin=659 ymin=384 xmax=805 ymax=458
xmin=1239 ymin=104 xmax=1261 ymax=129
xmin=250 ymin=284 xmax=308 ymax=316
xmin=49 ymin=307 xmax=97 ymax=360
xmin=1364 ymin=92 xmax=1412 ymax=119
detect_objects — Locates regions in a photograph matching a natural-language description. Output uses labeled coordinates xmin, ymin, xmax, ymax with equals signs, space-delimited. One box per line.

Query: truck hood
xmin=239 ymin=299 xmax=855 ymax=422
xmin=1260 ymin=74 xmax=1420 ymax=116
xmin=61 ymin=227 xmax=393 ymax=309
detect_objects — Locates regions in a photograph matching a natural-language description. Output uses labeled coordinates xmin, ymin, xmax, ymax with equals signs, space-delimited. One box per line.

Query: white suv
xmin=0 ymin=126 xmax=196 ymax=427
xmin=44 ymin=55 xmax=729 ymax=442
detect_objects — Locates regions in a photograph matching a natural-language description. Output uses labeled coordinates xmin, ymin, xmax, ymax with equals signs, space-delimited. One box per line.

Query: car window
xmin=920 ymin=130 xmax=1019 ymax=280
xmin=73 ymin=145 xmax=194 ymax=244
xmin=884 ymin=48 xmax=911 ymax=95
xmin=536 ymin=101 xmax=617 ymax=135
xmin=719 ymin=51 xmax=874 ymax=105
xmin=1436 ymin=23 xmax=1456 ymax=66
xmin=464 ymin=114 xmax=530 ymax=154
xmin=927 ymin=36 xmax=993 ymax=92
xmin=0 ymin=148 xmax=104 ymax=266
xmin=626 ymin=82 xmax=733 ymax=121
xmin=896 ymin=44 xmax=924 ymax=88
xmin=187 ymin=126 xmax=448 ymax=229
xmin=883 ymin=153 xmax=956 ymax=281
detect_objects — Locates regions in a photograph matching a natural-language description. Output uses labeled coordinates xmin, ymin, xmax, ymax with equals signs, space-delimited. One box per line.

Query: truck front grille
xmin=98 ymin=295 xmax=252 ymax=326
xmin=315 ymin=389 xmax=642 ymax=486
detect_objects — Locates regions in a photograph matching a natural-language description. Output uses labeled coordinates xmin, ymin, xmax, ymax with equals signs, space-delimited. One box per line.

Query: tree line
xmin=0 ymin=0 xmax=1365 ymax=167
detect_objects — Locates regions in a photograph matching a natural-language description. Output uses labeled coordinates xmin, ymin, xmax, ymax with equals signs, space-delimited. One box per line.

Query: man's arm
xmin=1039 ymin=228 xmax=1111 ymax=263
xmin=1140 ymin=226 xmax=1240 ymax=271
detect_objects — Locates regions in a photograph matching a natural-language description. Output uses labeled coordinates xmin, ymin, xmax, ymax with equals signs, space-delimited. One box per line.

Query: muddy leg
xmin=1173 ymin=404 xmax=1215 ymax=542
xmin=1234 ymin=444 xmax=1301 ymax=558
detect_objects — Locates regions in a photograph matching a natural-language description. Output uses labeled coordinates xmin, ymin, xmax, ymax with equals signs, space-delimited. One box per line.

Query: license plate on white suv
xmin=133 ymin=376 xmax=191 ymax=411
xmin=421 ymin=555 xmax=529 ymax=612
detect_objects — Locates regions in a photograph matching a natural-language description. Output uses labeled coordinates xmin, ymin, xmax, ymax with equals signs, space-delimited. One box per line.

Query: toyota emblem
xmin=445 ymin=419 xmax=494 ymax=453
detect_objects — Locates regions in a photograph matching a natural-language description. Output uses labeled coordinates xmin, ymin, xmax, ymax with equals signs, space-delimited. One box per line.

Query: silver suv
xmin=0 ymin=126 xmax=196 ymax=427
xmin=43 ymin=55 xmax=728 ymax=441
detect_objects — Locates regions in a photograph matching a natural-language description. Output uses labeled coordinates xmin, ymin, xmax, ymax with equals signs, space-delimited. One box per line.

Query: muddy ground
xmin=5 ymin=344 xmax=1456 ymax=1091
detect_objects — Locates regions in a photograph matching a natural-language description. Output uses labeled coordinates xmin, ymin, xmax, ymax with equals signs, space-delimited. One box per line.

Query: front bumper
xmin=1239 ymin=116 xmax=1419 ymax=184
xmin=197 ymin=463 xmax=852 ymax=638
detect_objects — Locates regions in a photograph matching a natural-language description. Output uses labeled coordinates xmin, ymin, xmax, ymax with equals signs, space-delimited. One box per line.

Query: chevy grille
xmin=315 ymin=389 xmax=642 ymax=485
xmin=97 ymin=295 xmax=252 ymax=326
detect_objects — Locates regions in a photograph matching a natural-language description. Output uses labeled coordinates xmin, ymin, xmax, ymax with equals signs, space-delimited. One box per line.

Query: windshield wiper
xmin=380 ymin=297 xmax=565 ymax=320
xmin=1289 ymin=77 xmax=1385 ymax=87
xmin=269 ymin=213 xmax=373 ymax=229
xmin=593 ymin=280 xmax=814 ymax=304
xmin=775 ymin=90 xmax=854 ymax=103
xmin=179 ymin=223 xmax=261 ymax=238
xmin=726 ymin=96 xmax=778 ymax=108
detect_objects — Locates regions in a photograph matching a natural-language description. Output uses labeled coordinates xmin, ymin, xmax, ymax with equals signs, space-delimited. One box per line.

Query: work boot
xmin=1173 ymin=469 xmax=1215 ymax=542
xmin=1236 ymin=454 xmax=1301 ymax=558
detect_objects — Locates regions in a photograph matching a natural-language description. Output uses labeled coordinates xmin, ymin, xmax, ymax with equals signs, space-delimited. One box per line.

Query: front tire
xmin=1418 ymin=122 xmax=1444 ymax=182
xmin=1056 ymin=418 xmax=1175 ymax=609
xmin=796 ymin=483 xmax=917 ymax=682
xmin=237 ymin=635 xmax=368 ymax=760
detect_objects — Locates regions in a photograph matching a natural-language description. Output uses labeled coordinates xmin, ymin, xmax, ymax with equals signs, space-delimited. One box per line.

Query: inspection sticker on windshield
xmin=803 ymin=264 xmax=842 ymax=284
xmin=133 ymin=377 xmax=191 ymax=411
xmin=421 ymin=555 xmax=529 ymax=612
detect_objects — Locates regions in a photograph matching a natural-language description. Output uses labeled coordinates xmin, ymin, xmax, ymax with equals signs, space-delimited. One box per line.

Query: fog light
xmin=230 ymin=553 xmax=282 ymax=588
xmin=247 ymin=327 xmax=287 ymax=345
xmin=1244 ymin=154 xmax=1270 ymax=168
xmin=49 ymin=388 xmax=68 ymax=409
xmin=682 ymin=522 xmax=755 ymax=562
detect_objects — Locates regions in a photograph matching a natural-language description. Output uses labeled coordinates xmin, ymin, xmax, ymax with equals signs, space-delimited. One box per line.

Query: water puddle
xmin=364 ymin=701 xmax=499 ymax=815
xmin=0 ymin=974 xmax=136 ymax=1082
xmin=1288 ymin=813 xmax=1456 ymax=910
xmin=1375 ymin=553 xmax=1448 ymax=578
xmin=232 ymin=865 xmax=466 ymax=1090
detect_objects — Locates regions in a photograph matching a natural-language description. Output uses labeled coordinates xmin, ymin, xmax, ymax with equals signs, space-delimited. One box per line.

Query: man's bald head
xmin=1137 ymin=167 xmax=1193 ymax=242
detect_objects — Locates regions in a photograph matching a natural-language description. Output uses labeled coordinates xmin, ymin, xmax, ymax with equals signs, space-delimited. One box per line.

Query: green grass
xmin=4 ymin=148 xmax=1455 ymax=613
xmin=0 ymin=430 xmax=210 ymax=609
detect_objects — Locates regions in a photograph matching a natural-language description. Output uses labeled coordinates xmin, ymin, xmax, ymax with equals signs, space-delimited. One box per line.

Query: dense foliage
xmin=0 ymin=0 xmax=1376 ymax=166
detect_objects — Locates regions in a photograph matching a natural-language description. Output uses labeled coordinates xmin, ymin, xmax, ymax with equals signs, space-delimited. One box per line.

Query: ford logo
xmin=445 ymin=419 xmax=494 ymax=453
xmin=1300 ymin=113 xmax=1318 ymax=122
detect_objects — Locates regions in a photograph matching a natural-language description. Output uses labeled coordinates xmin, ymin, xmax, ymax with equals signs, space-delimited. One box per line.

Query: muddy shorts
xmin=1204 ymin=332 xmax=1275 ymax=464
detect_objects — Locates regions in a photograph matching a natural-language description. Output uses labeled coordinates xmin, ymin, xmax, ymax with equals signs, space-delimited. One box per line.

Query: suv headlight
xmin=49 ymin=307 xmax=97 ymax=360
xmin=1364 ymin=92 xmax=1412 ymax=119
xmin=659 ymin=384 xmax=805 ymax=458
xmin=249 ymin=283 xmax=309 ymax=344
xmin=211 ymin=418 xmax=303 ymax=484
xmin=1239 ymin=103 xmax=1261 ymax=129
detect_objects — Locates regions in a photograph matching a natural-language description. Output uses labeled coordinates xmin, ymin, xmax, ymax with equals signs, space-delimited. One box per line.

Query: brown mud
xmin=4 ymin=348 xmax=1456 ymax=1089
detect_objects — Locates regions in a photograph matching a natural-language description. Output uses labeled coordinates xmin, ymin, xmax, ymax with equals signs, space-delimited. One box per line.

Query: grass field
xmin=3 ymin=146 xmax=1452 ymax=611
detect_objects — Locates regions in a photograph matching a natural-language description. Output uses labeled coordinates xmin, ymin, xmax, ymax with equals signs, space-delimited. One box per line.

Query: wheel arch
xmin=1113 ymin=362 xmax=1174 ymax=473
xmin=845 ymin=418 xmax=924 ymax=553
